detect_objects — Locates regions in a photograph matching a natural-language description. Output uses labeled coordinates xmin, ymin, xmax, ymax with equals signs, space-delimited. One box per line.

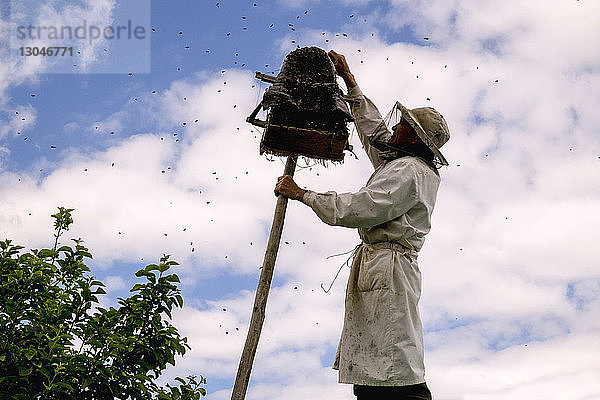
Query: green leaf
xmin=145 ymin=264 xmax=160 ymax=272
xmin=79 ymin=251 xmax=93 ymax=259
xmin=135 ymin=269 xmax=150 ymax=277
xmin=130 ymin=283 xmax=145 ymax=292
xmin=165 ymin=274 xmax=181 ymax=283
xmin=39 ymin=367 xmax=51 ymax=380
xmin=19 ymin=366 xmax=32 ymax=376
xmin=54 ymin=381 xmax=74 ymax=392
xmin=158 ymin=263 xmax=169 ymax=273
xmin=25 ymin=348 xmax=36 ymax=360
xmin=38 ymin=248 xmax=57 ymax=258
xmin=82 ymin=377 xmax=91 ymax=388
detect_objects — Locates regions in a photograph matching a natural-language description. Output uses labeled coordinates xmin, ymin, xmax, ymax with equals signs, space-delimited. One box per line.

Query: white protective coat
xmin=301 ymin=86 xmax=441 ymax=386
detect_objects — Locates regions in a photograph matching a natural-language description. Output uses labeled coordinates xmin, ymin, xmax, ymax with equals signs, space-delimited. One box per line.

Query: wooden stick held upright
xmin=231 ymin=155 xmax=298 ymax=400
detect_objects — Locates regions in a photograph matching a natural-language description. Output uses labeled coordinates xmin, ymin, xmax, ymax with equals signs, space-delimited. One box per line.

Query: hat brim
xmin=397 ymin=102 xmax=449 ymax=166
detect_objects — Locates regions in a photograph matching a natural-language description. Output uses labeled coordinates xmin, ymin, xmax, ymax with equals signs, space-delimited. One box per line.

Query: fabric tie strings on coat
xmin=321 ymin=243 xmax=363 ymax=293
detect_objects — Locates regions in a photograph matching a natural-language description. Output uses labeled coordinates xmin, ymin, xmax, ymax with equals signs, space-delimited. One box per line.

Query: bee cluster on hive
xmin=256 ymin=46 xmax=354 ymax=162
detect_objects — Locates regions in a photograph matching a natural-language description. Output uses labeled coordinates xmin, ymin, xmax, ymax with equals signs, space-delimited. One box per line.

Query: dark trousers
xmin=353 ymin=383 xmax=432 ymax=400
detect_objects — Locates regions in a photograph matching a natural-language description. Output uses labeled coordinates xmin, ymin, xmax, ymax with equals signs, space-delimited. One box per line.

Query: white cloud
xmin=89 ymin=110 xmax=125 ymax=135
xmin=10 ymin=0 xmax=117 ymax=72
xmin=0 ymin=0 xmax=116 ymax=96
xmin=0 ymin=70 xmax=311 ymax=276
xmin=103 ymin=274 xmax=126 ymax=291
xmin=0 ymin=146 xmax=9 ymax=168
xmin=0 ymin=104 xmax=37 ymax=140
xmin=427 ymin=333 xmax=600 ymax=400
xmin=63 ymin=121 xmax=80 ymax=133
xmin=0 ymin=0 xmax=118 ymax=169
xmin=277 ymin=0 xmax=320 ymax=9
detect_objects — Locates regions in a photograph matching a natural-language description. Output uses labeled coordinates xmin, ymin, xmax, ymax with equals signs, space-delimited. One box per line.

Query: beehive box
xmin=260 ymin=119 xmax=349 ymax=161
xmin=249 ymin=47 xmax=354 ymax=162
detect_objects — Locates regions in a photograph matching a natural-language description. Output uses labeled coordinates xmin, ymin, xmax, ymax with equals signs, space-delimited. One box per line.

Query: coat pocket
xmin=357 ymin=249 xmax=393 ymax=292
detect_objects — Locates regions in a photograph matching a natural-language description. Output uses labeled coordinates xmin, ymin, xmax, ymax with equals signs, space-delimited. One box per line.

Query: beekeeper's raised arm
xmin=328 ymin=49 xmax=391 ymax=169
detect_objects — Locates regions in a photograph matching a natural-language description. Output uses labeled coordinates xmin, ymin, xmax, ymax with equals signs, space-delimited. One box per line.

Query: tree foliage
xmin=0 ymin=207 xmax=206 ymax=400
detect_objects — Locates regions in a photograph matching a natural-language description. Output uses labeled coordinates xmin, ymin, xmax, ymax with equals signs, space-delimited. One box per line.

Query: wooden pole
xmin=231 ymin=155 xmax=298 ymax=400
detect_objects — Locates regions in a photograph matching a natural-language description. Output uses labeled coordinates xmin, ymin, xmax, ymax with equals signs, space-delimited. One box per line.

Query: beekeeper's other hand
xmin=328 ymin=50 xmax=357 ymax=89
xmin=275 ymin=175 xmax=306 ymax=200
xmin=328 ymin=50 xmax=351 ymax=77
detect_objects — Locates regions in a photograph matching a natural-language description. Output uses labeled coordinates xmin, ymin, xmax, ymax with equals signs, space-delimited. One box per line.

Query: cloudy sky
xmin=1 ymin=0 xmax=600 ymax=399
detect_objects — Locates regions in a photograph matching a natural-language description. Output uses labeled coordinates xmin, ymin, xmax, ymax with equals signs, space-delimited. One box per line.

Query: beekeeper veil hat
xmin=397 ymin=103 xmax=450 ymax=166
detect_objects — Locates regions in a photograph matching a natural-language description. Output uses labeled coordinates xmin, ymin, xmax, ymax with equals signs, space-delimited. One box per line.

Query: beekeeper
xmin=274 ymin=50 xmax=450 ymax=400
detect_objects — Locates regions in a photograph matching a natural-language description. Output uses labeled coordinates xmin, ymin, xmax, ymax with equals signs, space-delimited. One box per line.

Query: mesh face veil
xmin=377 ymin=102 xmax=450 ymax=167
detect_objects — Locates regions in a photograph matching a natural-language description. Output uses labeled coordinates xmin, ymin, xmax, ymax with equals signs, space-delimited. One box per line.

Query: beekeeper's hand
xmin=275 ymin=175 xmax=306 ymax=200
xmin=328 ymin=50 xmax=357 ymax=89
xmin=328 ymin=50 xmax=351 ymax=76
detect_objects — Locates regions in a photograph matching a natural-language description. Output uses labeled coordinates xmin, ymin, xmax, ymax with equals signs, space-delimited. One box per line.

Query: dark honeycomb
xmin=261 ymin=46 xmax=353 ymax=135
